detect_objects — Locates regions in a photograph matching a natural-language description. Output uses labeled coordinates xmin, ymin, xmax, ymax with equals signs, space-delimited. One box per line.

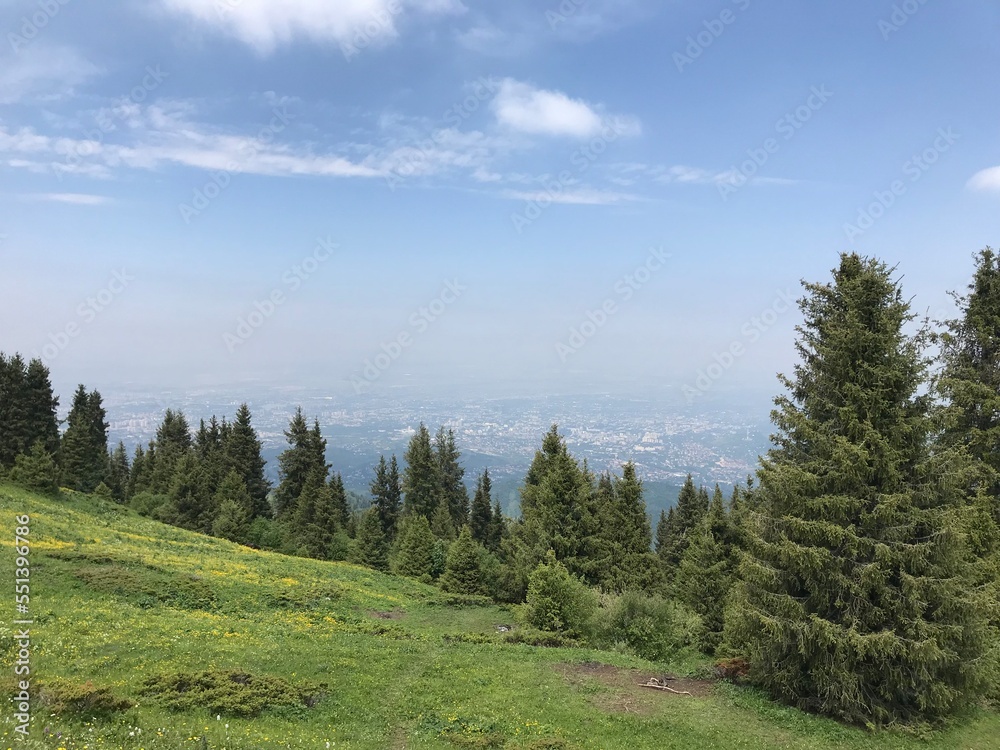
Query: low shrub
xmin=39 ymin=679 xmax=132 ymax=716
xmin=140 ymin=670 xmax=326 ymax=718
xmin=598 ymin=591 xmax=702 ymax=662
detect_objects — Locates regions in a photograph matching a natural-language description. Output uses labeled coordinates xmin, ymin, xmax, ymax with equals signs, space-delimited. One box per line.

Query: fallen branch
xmin=639 ymin=678 xmax=692 ymax=696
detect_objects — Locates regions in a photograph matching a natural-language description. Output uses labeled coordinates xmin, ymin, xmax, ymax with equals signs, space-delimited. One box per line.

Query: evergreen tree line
xmin=2 ymin=247 xmax=999 ymax=725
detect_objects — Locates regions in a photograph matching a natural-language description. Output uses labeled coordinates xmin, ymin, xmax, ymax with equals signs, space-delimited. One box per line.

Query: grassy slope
xmin=1 ymin=483 xmax=998 ymax=750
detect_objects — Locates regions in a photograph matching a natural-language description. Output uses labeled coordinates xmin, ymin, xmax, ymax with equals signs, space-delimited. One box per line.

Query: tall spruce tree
xmin=725 ymin=253 xmax=994 ymax=725
xmin=0 ymin=354 xmax=58 ymax=468
xmin=392 ymin=514 xmax=437 ymax=580
xmin=328 ymin=472 xmax=351 ymax=531
xmin=676 ymin=486 xmax=734 ymax=653
xmin=439 ymin=526 xmax=486 ymax=595
xmin=403 ymin=423 xmax=437 ymax=520
xmin=596 ymin=463 xmax=659 ymax=592
xmin=658 ymin=475 xmax=708 ymax=578
xmin=469 ymin=469 xmax=494 ymax=545
xmin=370 ymin=455 xmax=402 ymax=539
xmin=212 ymin=469 xmax=254 ymax=544
xmin=351 ymin=508 xmax=389 ymax=571
xmin=274 ymin=408 xmax=327 ymax=517
xmin=60 ymin=386 xmax=109 ymax=493
xmin=149 ymin=410 xmax=192 ymax=494
xmin=224 ymin=403 xmax=271 ymax=519
xmin=105 ymin=441 xmax=131 ymax=503
xmin=434 ymin=427 xmax=469 ymax=528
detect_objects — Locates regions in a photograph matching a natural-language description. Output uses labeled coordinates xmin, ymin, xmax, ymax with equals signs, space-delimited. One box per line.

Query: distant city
xmin=86 ymin=384 xmax=774 ymax=517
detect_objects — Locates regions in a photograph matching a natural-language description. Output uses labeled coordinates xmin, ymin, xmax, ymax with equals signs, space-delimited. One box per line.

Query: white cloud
xmin=0 ymin=46 xmax=100 ymax=104
xmin=159 ymin=0 xmax=464 ymax=54
xmin=503 ymin=188 xmax=637 ymax=205
xmin=968 ymin=166 xmax=1000 ymax=192
xmin=26 ymin=193 xmax=110 ymax=205
xmin=491 ymin=78 xmax=638 ymax=139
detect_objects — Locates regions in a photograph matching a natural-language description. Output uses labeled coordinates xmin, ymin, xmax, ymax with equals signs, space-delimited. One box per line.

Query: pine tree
xmin=328 ymin=472 xmax=351 ymax=531
xmin=212 ymin=470 xmax=253 ymax=544
xmin=22 ymin=358 xmax=60 ymax=458
xmin=60 ymin=386 xmax=109 ymax=493
xmin=161 ymin=452 xmax=216 ymax=532
xmin=676 ymin=486 xmax=734 ymax=652
xmin=469 ymin=469 xmax=494 ymax=545
xmin=392 ymin=514 xmax=437 ymax=580
xmin=290 ymin=467 xmax=332 ymax=558
xmin=434 ymin=426 xmax=469 ymax=528
xmin=149 ymin=409 xmax=192 ymax=494
xmin=370 ymin=455 xmax=402 ymax=539
xmin=488 ymin=499 xmax=504 ymax=553
xmin=274 ymin=408 xmax=327 ymax=518
xmin=105 ymin=441 xmax=131 ymax=503
xmin=725 ymin=253 xmax=994 ymax=725
xmin=224 ymin=403 xmax=271 ymax=519
xmin=9 ymin=441 xmax=59 ymax=495
xmin=439 ymin=526 xmax=486 ymax=595
xmin=430 ymin=495 xmax=457 ymax=540
xmin=351 ymin=508 xmax=389 ymax=571
xmin=659 ymin=475 xmax=707 ymax=577
xmin=403 ymin=423 xmax=437 ymax=520
xmin=596 ymin=463 xmax=659 ymax=592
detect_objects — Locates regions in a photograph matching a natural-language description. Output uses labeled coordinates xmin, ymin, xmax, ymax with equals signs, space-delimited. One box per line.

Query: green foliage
xmin=60 ymin=385 xmax=109 ymax=493
xmin=9 ymin=441 xmax=59 ymax=495
xmin=469 ymin=468 xmax=493 ymax=546
xmin=370 ymin=454 xmax=402 ymax=539
xmin=594 ymin=464 xmax=661 ymax=593
xmin=224 ymin=403 xmax=271 ymax=519
xmin=523 ymin=550 xmax=597 ymax=638
xmin=599 ymin=591 xmax=703 ymax=661
xmin=140 ymin=670 xmax=325 ymax=718
xmin=212 ymin=469 xmax=254 ymax=544
xmin=351 ymin=507 xmax=389 ymax=571
xmin=393 ymin=514 xmax=437 ymax=579
xmin=725 ymin=253 xmax=995 ymax=726
xmin=403 ymin=422 xmax=437 ymax=520
xmin=439 ymin=526 xmax=486 ymax=595
xmin=128 ymin=490 xmax=169 ymax=518
xmin=435 ymin=426 xmax=469 ymax=529
xmin=39 ymin=678 xmax=132 ymax=716
xmin=274 ymin=408 xmax=328 ymax=518
xmin=0 ymin=353 xmax=59 ymax=469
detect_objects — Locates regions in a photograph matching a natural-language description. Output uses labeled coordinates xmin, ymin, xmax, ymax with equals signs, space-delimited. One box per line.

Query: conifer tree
xmin=392 ymin=514 xmax=437 ymax=580
xmin=351 ymin=508 xmax=389 ymax=571
xmin=439 ymin=526 xmax=486 ymax=595
xmin=105 ymin=441 xmax=131 ymax=503
xmin=212 ymin=470 xmax=253 ymax=544
xmin=434 ymin=426 xmax=469 ymax=528
xmin=725 ymin=253 xmax=994 ymax=725
xmin=654 ymin=508 xmax=672 ymax=558
xmin=328 ymin=472 xmax=351 ymax=531
xmin=224 ymin=403 xmax=271 ymax=519
xmin=658 ymin=475 xmax=707 ymax=576
xmin=149 ymin=409 xmax=192 ymax=494
xmin=596 ymin=463 xmax=659 ymax=592
xmin=431 ymin=495 xmax=457 ymax=540
xmin=161 ymin=452 xmax=216 ymax=532
xmin=60 ymin=386 xmax=109 ymax=493
xmin=9 ymin=441 xmax=59 ymax=495
xmin=403 ymin=423 xmax=437 ymax=520
xmin=290 ymin=467 xmax=332 ymax=558
xmin=370 ymin=455 xmax=402 ymax=539
xmin=274 ymin=408 xmax=327 ymax=517
xmin=0 ymin=354 xmax=58 ymax=468
xmin=488 ymin=499 xmax=504 ymax=553
xmin=469 ymin=468 xmax=494 ymax=545
xmin=676 ymin=486 xmax=734 ymax=652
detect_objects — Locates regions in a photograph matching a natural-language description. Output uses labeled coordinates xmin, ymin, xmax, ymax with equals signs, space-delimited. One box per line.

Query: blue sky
xmin=0 ymin=0 xmax=998 ymax=400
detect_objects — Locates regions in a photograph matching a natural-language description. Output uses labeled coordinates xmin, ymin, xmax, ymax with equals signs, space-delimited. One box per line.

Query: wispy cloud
xmin=159 ymin=0 xmax=465 ymax=54
xmin=968 ymin=166 xmax=1000 ymax=192
xmin=25 ymin=192 xmax=111 ymax=205
xmin=0 ymin=45 xmax=101 ymax=105
xmin=491 ymin=78 xmax=639 ymax=139
xmin=503 ymin=187 xmax=639 ymax=205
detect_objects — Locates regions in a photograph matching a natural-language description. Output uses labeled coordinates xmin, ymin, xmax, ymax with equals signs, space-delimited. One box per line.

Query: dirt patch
xmin=367 ymin=609 xmax=404 ymax=621
xmin=554 ymin=662 xmax=713 ymax=715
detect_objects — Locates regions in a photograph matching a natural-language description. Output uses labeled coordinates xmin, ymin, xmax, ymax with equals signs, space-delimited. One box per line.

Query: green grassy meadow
xmin=1 ymin=483 xmax=998 ymax=750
